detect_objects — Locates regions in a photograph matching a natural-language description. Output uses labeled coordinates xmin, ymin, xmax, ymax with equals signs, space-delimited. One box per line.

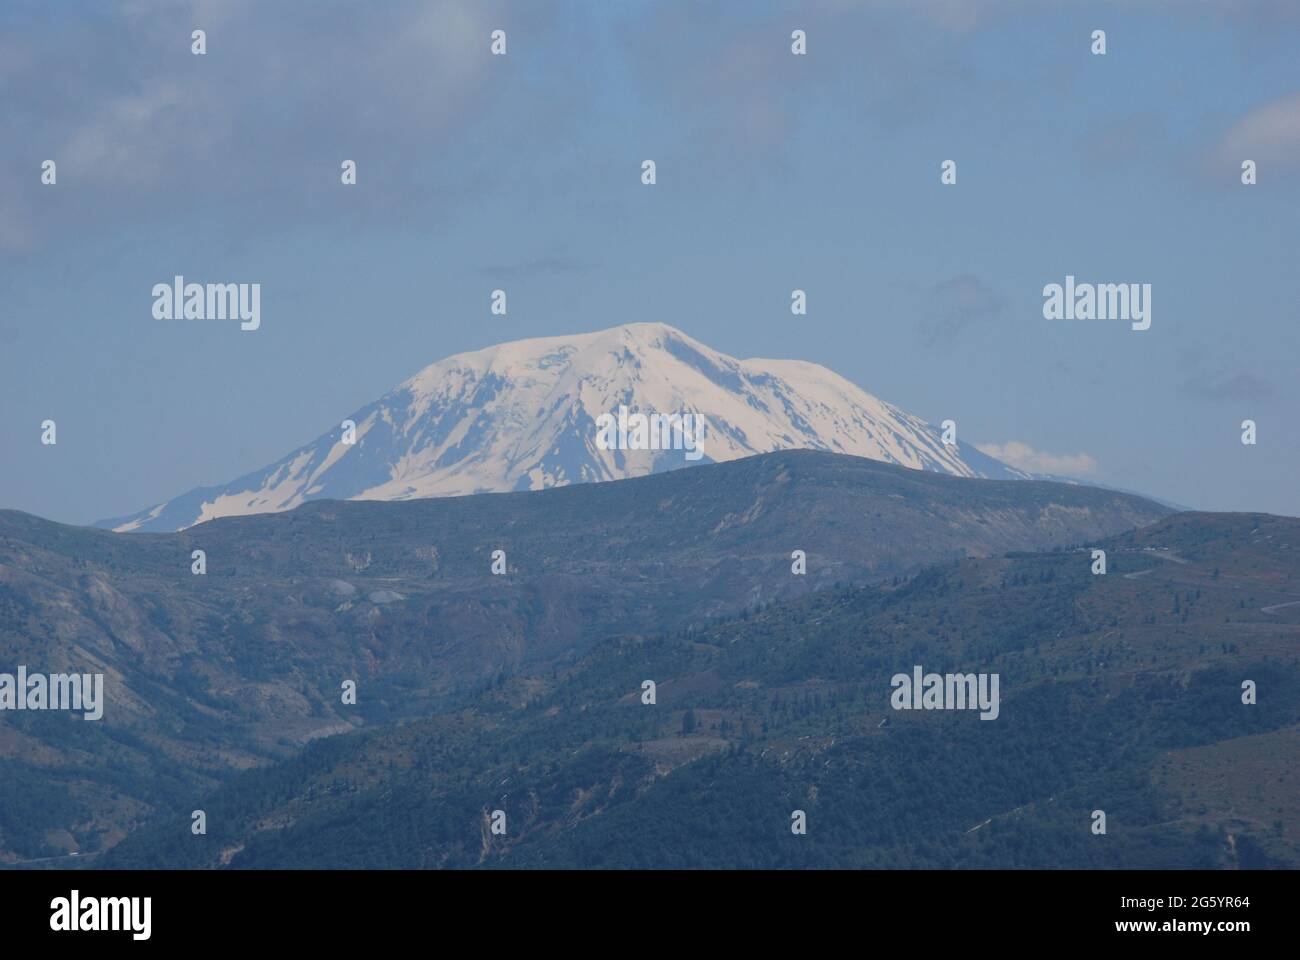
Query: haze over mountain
xmin=100 ymin=323 xmax=1025 ymax=533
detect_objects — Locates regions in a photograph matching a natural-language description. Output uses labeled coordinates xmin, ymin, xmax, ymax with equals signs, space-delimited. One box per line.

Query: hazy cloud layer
xmin=0 ymin=0 xmax=561 ymax=250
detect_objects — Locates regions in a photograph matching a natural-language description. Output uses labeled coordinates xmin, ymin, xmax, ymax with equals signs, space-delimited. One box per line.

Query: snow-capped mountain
xmin=100 ymin=322 xmax=1026 ymax=532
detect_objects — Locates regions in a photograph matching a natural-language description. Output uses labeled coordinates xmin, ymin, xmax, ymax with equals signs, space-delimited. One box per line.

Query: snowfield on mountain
xmin=101 ymin=322 xmax=1025 ymax=532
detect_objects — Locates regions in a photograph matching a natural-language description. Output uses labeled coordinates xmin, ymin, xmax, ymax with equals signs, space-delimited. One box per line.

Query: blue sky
xmin=2 ymin=0 xmax=1299 ymax=523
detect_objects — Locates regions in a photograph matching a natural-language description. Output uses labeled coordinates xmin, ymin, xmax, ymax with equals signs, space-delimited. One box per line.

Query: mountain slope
xmin=100 ymin=511 xmax=1300 ymax=869
xmin=100 ymin=323 xmax=1025 ymax=533
xmin=0 ymin=450 xmax=1168 ymax=861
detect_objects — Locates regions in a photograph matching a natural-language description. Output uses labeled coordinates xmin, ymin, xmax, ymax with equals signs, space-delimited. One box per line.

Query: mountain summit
xmin=102 ymin=322 xmax=1023 ymax=532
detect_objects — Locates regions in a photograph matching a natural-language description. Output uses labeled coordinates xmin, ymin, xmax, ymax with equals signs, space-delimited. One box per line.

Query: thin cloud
xmin=1180 ymin=370 xmax=1276 ymax=403
xmin=1080 ymin=113 xmax=1170 ymax=174
xmin=1213 ymin=91 xmax=1300 ymax=171
xmin=916 ymin=273 xmax=1005 ymax=347
xmin=977 ymin=440 xmax=1098 ymax=477
xmin=0 ymin=0 xmax=558 ymax=250
xmin=479 ymin=257 xmax=590 ymax=280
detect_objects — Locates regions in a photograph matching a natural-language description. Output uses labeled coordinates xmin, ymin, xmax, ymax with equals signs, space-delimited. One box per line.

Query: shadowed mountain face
xmin=99 ymin=322 xmax=1029 ymax=533
xmin=0 ymin=450 xmax=1169 ymax=861
xmin=102 ymin=510 xmax=1300 ymax=870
